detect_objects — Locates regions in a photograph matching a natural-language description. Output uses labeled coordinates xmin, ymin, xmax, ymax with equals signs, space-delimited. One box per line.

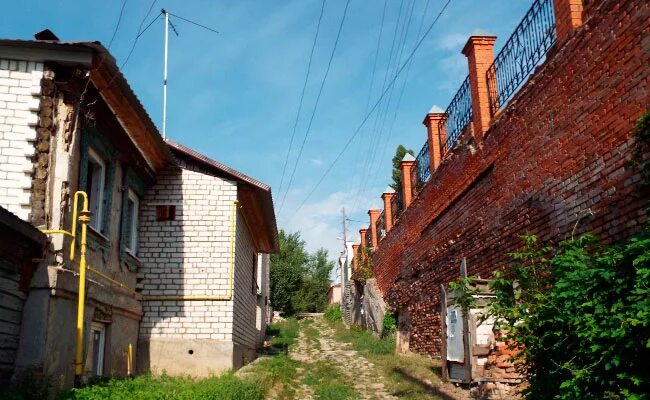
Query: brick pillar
xmin=368 ymin=209 xmax=381 ymax=248
xmin=422 ymin=113 xmax=448 ymax=170
xmin=462 ymin=36 xmax=497 ymax=140
xmin=352 ymin=244 xmax=360 ymax=269
xmin=382 ymin=187 xmax=396 ymax=233
xmin=400 ymin=153 xmax=416 ymax=208
xmin=553 ymin=0 xmax=583 ymax=41
xmin=359 ymin=228 xmax=368 ymax=261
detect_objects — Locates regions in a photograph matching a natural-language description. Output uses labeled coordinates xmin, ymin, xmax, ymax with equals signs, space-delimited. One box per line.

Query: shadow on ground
xmin=391 ymin=366 xmax=461 ymax=400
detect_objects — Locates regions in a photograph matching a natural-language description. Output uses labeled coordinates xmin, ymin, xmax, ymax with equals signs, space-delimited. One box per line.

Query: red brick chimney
xmin=422 ymin=112 xmax=448 ymax=170
xmin=462 ymin=36 xmax=497 ymax=140
xmin=553 ymin=0 xmax=583 ymax=42
xmin=400 ymin=153 xmax=416 ymax=207
xmin=382 ymin=187 xmax=396 ymax=233
xmin=368 ymin=209 xmax=381 ymax=248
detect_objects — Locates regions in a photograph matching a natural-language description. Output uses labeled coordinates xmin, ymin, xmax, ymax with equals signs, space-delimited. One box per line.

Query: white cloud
xmin=311 ymin=158 xmax=323 ymax=166
xmin=429 ymin=104 xmax=445 ymax=113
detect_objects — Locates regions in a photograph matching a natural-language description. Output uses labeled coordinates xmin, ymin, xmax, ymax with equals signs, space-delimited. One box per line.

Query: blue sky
xmin=4 ymin=0 xmax=530 ymax=261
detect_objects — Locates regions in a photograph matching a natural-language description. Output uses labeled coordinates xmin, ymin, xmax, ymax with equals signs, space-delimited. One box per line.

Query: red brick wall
xmin=372 ymin=0 xmax=649 ymax=357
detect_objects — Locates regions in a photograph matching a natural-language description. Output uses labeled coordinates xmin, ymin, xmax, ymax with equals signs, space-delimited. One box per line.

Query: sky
xmin=3 ymin=0 xmax=531 ymax=264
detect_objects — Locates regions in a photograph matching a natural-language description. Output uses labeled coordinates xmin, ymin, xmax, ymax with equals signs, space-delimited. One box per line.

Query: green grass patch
xmin=268 ymin=318 xmax=300 ymax=349
xmin=323 ymin=305 xmax=342 ymax=322
xmin=56 ymin=372 xmax=262 ymax=400
xmin=303 ymin=361 xmax=358 ymax=400
xmin=242 ymin=353 xmax=301 ymax=399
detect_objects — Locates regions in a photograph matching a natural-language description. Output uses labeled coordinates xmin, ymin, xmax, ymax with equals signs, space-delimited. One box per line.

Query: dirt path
xmin=269 ymin=317 xmax=397 ymax=400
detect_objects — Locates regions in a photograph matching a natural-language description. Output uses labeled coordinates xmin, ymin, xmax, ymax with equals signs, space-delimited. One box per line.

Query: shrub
xmin=382 ymin=312 xmax=396 ymax=337
xmin=323 ymin=305 xmax=342 ymax=323
xmin=269 ymin=318 xmax=300 ymax=349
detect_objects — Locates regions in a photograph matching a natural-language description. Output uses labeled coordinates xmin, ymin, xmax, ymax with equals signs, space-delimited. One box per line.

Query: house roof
xmin=166 ymin=140 xmax=279 ymax=253
xmin=0 ymin=37 xmax=174 ymax=172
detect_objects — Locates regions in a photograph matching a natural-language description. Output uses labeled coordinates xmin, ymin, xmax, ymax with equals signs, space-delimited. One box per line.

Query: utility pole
xmin=341 ymin=207 xmax=348 ymax=287
xmin=162 ymin=9 xmax=168 ymax=139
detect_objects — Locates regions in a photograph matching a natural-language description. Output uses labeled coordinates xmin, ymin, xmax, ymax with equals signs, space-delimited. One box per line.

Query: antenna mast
xmin=162 ymin=9 xmax=168 ymax=139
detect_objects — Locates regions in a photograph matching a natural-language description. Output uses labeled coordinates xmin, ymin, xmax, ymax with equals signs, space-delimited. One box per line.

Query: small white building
xmin=138 ymin=141 xmax=277 ymax=375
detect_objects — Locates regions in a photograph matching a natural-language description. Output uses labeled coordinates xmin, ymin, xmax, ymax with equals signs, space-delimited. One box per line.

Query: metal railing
xmin=486 ymin=0 xmax=556 ymax=115
xmin=391 ymin=191 xmax=403 ymax=222
xmin=415 ymin=141 xmax=431 ymax=185
xmin=376 ymin=211 xmax=386 ymax=242
xmin=441 ymin=76 xmax=473 ymax=152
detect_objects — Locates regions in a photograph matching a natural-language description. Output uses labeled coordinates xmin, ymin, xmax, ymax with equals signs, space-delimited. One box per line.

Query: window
xmin=88 ymin=322 xmax=106 ymax=376
xmin=156 ymin=205 xmax=176 ymax=221
xmin=252 ymin=253 xmax=259 ymax=295
xmin=124 ymin=189 xmax=139 ymax=254
xmin=86 ymin=148 xmax=106 ymax=232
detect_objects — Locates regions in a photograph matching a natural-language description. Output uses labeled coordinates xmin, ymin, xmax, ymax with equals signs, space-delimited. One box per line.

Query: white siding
xmin=0 ymin=59 xmax=43 ymax=220
xmin=232 ymin=210 xmax=258 ymax=351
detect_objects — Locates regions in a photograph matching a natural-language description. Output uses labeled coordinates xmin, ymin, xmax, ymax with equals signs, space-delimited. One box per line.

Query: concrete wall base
xmin=138 ymin=338 xmax=234 ymax=377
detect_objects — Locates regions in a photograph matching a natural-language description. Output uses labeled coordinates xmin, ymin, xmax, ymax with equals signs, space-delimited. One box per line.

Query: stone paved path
xmin=273 ymin=317 xmax=397 ymax=400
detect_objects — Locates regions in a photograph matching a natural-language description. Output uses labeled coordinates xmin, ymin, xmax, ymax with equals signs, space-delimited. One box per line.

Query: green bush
xmin=382 ymin=312 xmax=396 ymax=337
xmin=323 ymin=305 xmax=342 ymax=322
xmin=58 ymin=373 xmax=262 ymax=400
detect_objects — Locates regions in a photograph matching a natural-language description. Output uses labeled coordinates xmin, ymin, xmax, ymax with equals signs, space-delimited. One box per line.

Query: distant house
xmin=327 ymin=283 xmax=342 ymax=305
xmin=0 ymin=34 xmax=277 ymax=389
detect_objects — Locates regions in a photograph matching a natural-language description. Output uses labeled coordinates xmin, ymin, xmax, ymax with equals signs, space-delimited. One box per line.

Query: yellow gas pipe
xmin=41 ymin=191 xmax=90 ymax=386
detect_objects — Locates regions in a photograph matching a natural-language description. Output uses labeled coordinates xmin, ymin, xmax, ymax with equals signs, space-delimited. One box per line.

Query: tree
xmin=292 ymin=249 xmax=334 ymax=313
xmin=390 ymin=145 xmax=415 ymax=192
xmin=269 ymin=230 xmax=308 ymax=315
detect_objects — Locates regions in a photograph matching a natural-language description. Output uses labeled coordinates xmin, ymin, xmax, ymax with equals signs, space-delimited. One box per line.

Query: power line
xmin=288 ymin=0 xmax=452 ymax=220
xmin=108 ymin=0 xmax=129 ymax=50
xmin=119 ymin=0 xmax=159 ymax=71
xmin=278 ymin=0 xmax=352 ymax=215
xmin=277 ymin=0 xmax=328 ymax=203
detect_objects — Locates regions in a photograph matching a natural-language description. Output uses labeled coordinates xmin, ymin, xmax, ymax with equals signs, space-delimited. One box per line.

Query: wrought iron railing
xmin=365 ymin=228 xmax=373 ymax=248
xmin=415 ymin=141 xmax=431 ymax=185
xmin=376 ymin=211 xmax=386 ymax=242
xmin=391 ymin=191 xmax=403 ymax=222
xmin=486 ymin=0 xmax=556 ymax=115
xmin=441 ymin=76 xmax=472 ymax=152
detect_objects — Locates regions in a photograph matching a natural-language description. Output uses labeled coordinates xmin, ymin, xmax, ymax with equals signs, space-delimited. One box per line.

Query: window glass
xmin=125 ymin=189 xmax=139 ymax=254
xmin=87 ymin=149 xmax=106 ymax=232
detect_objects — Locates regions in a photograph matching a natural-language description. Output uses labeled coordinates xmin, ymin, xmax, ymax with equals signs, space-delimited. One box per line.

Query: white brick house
xmin=137 ymin=141 xmax=277 ymax=375
xmin=0 ymin=35 xmax=277 ymax=387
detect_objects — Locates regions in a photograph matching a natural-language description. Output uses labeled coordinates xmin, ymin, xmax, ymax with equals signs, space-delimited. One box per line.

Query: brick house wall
xmin=0 ymin=60 xmax=43 ymax=221
xmin=372 ymin=0 xmax=649 ymax=357
xmin=137 ymin=166 xmax=238 ymax=375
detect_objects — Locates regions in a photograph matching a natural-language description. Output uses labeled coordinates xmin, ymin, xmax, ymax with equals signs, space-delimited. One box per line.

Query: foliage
xmin=293 ymin=249 xmax=335 ymax=313
xmin=454 ymin=228 xmax=650 ymax=399
xmin=57 ymin=373 xmax=262 ymax=400
xmin=382 ymin=312 xmax=396 ymax=337
xmin=351 ymin=248 xmax=374 ymax=282
xmin=390 ymin=145 xmax=415 ymax=192
xmin=303 ymin=361 xmax=358 ymax=400
xmin=270 ymin=230 xmax=334 ymax=315
xmin=324 ymin=305 xmax=343 ymax=323
xmin=270 ymin=230 xmax=309 ymax=315
xmin=632 ymin=111 xmax=650 ymax=186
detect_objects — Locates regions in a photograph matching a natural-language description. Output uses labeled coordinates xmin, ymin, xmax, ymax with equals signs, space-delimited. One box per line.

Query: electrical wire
xmin=167 ymin=11 xmax=220 ymax=34
xmin=108 ymin=0 xmax=129 ymax=50
xmin=278 ymin=0 xmax=352 ymax=216
xmin=288 ymin=0 xmax=453 ymax=221
xmin=276 ymin=0 xmax=328 ymax=203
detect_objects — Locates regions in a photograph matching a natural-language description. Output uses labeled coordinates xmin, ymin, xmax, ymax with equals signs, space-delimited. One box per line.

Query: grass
xmin=58 ymin=372 xmax=262 ymax=400
xmin=327 ymin=319 xmax=448 ymax=400
xmin=266 ymin=317 xmax=300 ymax=349
xmin=303 ymin=361 xmax=358 ymax=400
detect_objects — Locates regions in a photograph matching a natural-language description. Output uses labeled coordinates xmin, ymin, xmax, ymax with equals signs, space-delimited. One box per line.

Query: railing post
xmin=359 ymin=228 xmax=368 ymax=261
xmin=552 ymin=0 xmax=583 ymax=42
xmin=462 ymin=35 xmax=497 ymax=140
xmin=382 ymin=187 xmax=396 ymax=233
xmin=368 ymin=209 xmax=381 ymax=248
xmin=400 ymin=153 xmax=416 ymax=208
xmin=422 ymin=112 xmax=448 ymax=170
